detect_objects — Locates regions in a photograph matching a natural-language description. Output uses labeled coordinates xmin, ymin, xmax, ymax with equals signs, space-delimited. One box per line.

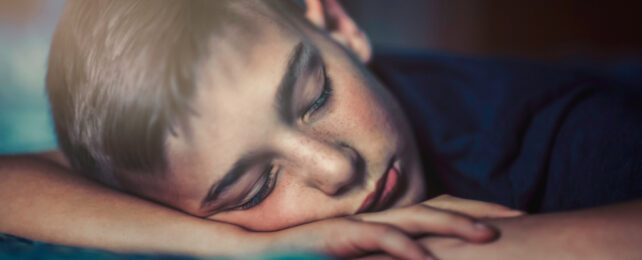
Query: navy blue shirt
xmin=370 ymin=51 xmax=642 ymax=213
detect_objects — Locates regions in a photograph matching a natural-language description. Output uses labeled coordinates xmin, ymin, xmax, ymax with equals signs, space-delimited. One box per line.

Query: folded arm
xmin=422 ymin=200 xmax=642 ymax=260
xmin=0 ymin=152 xmax=254 ymax=257
xmin=0 ymin=152 xmax=506 ymax=259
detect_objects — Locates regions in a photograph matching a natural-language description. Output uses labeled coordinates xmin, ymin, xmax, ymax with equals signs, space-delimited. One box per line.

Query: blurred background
xmin=0 ymin=0 xmax=64 ymax=154
xmin=343 ymin=0 xmax=642 ymax=61
xmin=1 ymin=0 xmax=641 ymax=154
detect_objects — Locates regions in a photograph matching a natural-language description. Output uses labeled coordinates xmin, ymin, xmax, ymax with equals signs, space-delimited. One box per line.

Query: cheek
xmin=208 ymin=176 xmax=348 ymax=231
xmin=345 ymin=85 xmax=393 ymax=131
xmin=326 ymin=74 xmax=400 ymax=151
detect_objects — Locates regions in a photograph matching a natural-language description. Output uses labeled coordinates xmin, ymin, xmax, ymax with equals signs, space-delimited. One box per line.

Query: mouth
xmin=357 ymin=158 xmax=403 ymax=213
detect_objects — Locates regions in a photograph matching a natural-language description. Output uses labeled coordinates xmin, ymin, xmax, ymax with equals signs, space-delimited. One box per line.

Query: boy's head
xmin=47 ymin=0 xmax=427 ymax=231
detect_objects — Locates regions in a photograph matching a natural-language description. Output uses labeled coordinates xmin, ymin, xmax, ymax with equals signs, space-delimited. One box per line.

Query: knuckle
xmin=450 ymin=215 xmax=475 ymax=229
xmin=392 ymin=238 xmax=417 ymax=251
xmin=440 ymin=212 xmax=474 ymax=227
xmin=487 ymin=204 xmax=508 ymax=212
xmin=492 ymin=203 xmax=512 ymax=210
xmin=407 ymin=205 xmax=428 ymax=215
xmin=371 ymin=223 xmax=401 ymax=236
xmin=436 ymin=194 xmax=453 ymax=200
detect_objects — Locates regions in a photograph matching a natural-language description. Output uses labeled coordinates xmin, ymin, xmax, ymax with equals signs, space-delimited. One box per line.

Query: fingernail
xmin=474 ymin=222 xmax=491 ymax=231
xmin=474 ymin=222 xmax=500 ymax=241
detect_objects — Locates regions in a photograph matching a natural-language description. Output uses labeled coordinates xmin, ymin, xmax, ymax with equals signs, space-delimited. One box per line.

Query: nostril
xmin=337 ymin=142 xmax=357 ymax=160
xmin=333 ymin=184 xmax=351 ymax=196
xmin=351 ymin=149 xmax=366 ymax=188
xmin=304 ymin=140 xmax=366 ymax=196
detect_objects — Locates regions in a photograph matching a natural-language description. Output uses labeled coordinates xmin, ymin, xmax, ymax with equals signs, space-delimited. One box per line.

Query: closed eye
xmin=303 ymin=64 xmax=333 ymax=120
xmin=237 ymin=165 xmax=279 ymax=210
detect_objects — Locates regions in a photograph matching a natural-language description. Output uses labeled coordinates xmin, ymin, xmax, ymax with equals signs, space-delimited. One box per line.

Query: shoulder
xmin=555 ymin=88 xmax=642 ymax=154
xmin=542 ymin=88 xmax=642 ymax=211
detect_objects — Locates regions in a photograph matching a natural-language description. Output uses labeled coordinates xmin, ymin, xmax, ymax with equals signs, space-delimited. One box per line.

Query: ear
xmin=304 ymin=0 xmax=372 ymax=62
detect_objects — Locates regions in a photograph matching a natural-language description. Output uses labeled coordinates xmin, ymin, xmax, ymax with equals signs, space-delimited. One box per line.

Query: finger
xmin=354 ymin=223 xmax=432 ymax=260
xmin=353 ymin=255 xmax=395 ymax=260
xmin=418 ymin=236 xmax=470 ymax=260
xmin=356 ymin=205 xmax=497 ymax=243
xmin=354 ymin=254 xmax=423 ymax=260
xmin=425 ymin=195 xmax=525 ymax=218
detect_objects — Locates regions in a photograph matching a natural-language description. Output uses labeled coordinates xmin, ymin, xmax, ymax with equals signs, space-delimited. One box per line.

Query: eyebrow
xmin=200 ymin=41 xmax=315 ymax=210
xmin=200 ymin=151 xmax=273 ymax=210
xmin=276 ymin=41 xmax=322 ymax=124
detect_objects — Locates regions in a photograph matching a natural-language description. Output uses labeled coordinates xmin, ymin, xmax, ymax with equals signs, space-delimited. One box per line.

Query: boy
xmin=1 ymin=0 xmax=641 ymax=259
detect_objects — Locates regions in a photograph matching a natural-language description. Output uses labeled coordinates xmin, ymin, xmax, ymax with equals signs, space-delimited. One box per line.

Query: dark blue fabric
xmin=370 ymin=51 xmax=642 ymax=213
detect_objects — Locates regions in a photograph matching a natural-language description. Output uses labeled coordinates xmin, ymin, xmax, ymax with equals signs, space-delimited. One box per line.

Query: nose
xmin=277 ymin=131 xmax=362 ymax=196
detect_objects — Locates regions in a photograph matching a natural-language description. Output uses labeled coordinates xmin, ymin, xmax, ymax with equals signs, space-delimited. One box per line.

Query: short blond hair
xmin=46 ymin=0 xmax=250 ymax=185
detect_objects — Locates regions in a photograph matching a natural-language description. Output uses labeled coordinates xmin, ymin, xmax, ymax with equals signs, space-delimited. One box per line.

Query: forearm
xmin=0 ymin=154 xmax=252 ymax=257
xmin=423 ymin=200 xmax=642 ymax=260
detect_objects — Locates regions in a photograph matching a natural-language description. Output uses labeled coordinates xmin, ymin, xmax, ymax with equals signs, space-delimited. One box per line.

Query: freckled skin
xmin=123 ymin=3 xmax=426 ymax=231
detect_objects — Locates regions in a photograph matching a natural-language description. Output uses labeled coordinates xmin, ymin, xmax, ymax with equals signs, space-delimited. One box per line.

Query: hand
xmin=257 ymin=195 xmax=522 ymax=259
xmin=347 ymin=195 xmax=523 ymax=259
xmin=417 ymin=200 xmax=642 ymax=260
xmin=354 ymin=194 xmax=523 ymax=242
xmin=261 ymin=217 xmax=430 ymax=260
xmin=421 ymin=194 xmax=525 ymax=219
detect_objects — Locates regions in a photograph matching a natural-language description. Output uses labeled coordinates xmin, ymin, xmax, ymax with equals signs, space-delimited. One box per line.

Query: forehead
xmin=160 ymin=6 xmax=305 ymax=207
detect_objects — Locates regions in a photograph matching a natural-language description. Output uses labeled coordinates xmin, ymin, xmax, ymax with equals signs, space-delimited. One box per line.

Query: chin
xmin=399 ymin=168 xmax=427 ymax=206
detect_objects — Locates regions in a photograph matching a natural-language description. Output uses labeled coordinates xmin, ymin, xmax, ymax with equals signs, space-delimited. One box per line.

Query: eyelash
xmin=305 ymin=66 xmax=333 ymax=116
xmin=238 ymin=165 xmax=278 ymax=210
xmin=237 ymin=67 xmax=331 ymax=210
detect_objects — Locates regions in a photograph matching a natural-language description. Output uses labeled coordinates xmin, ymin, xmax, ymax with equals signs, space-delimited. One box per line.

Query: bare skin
xmin=359 ymin=200 xmax=642 ymax=260
xmin=3 ymin=152 xmax=640 ymax=260
xmin=0 ymin=151 xmax=517 ymax=259
xmin=423 ymin=201 xmax=642 ymax=260
xmin=3 ymin=1 xmax=511 ymax=258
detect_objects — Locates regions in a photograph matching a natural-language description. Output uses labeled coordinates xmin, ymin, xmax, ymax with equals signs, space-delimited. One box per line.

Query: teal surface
xmin=0 ymin=233 xmax=332 ymax=260
xmin=0 ymin=1 xmax=64 ymax=155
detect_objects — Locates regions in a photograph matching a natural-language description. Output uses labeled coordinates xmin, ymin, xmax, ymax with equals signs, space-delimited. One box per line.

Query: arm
xmin=0 ymin=152 xmax=507 ymax=259
xmin=422 ymin=200 xmax=642 ymax=260
xmin=0 ymin=152 xmax=250 ymax=257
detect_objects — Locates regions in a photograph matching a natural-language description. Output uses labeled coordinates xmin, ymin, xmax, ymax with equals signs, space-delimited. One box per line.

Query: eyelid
xmin=237 ymin=165 xmax=279 ymax=210
xmin=302 ymin=64 xmax=332 ymax=122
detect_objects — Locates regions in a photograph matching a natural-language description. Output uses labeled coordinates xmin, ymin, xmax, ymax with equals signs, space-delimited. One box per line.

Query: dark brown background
xmin=343 ymin=0 xmax=642 ymax=62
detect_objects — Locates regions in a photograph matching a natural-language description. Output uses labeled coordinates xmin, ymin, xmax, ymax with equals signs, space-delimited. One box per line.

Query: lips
xmin=357 ymin=160 xmax=402 ymax=213
xmin=380 ymin=166 xmax=400 ymax=205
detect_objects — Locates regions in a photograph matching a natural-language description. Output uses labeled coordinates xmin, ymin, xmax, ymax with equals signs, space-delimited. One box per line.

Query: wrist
xmin=173 ymin=220 xmax=255 ymax=257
